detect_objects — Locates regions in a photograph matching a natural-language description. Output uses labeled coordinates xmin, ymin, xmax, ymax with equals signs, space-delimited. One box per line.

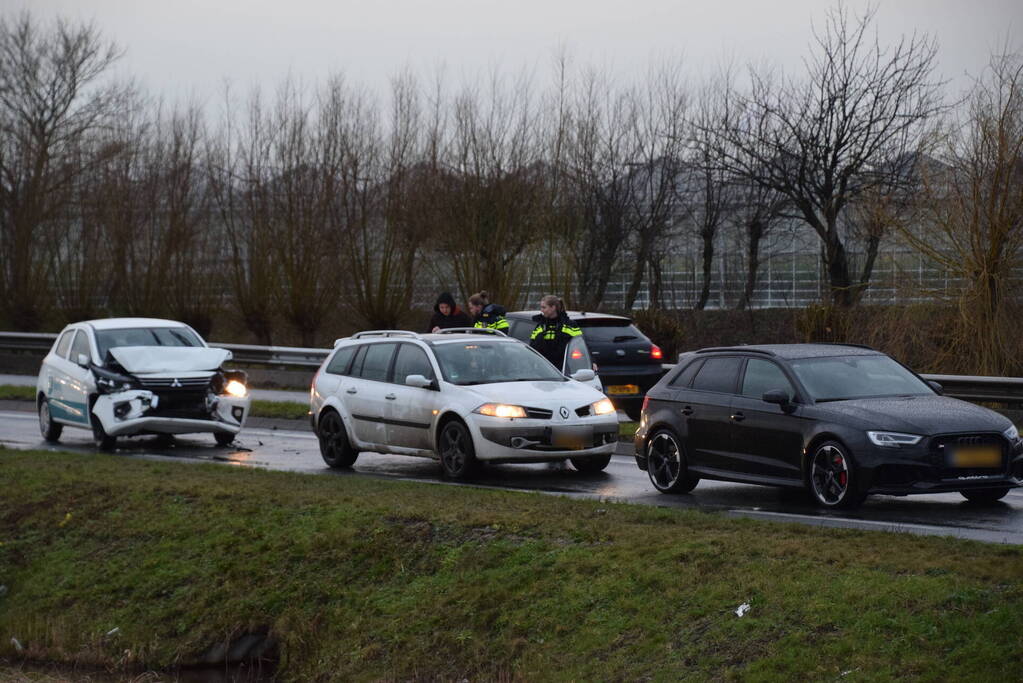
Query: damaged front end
xmin=90 ymin=357 xmax=251 ymax=438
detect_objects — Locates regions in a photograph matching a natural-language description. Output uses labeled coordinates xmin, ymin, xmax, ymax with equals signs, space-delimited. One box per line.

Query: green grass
xmin=249 ymin=399 xmax=309 ymax=420
xmin=1 ymin=449 xmax=1020 ymax=681
xmin=0 ymin=384 xmax=34 ymax=401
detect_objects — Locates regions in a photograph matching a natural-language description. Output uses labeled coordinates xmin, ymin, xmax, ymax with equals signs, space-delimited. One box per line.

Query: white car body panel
xmin=109 ymin=346 xmax=232 ymax=374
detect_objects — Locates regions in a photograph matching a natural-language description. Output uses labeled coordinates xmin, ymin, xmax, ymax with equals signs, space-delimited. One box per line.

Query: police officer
xmin=530 ymin=294 xmax=582 ymax=369
xmin=468 ymin=290 xmax=509 ymax=332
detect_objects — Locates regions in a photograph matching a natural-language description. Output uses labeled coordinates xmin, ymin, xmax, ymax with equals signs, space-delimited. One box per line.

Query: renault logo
xmin=171 ymin=378 xmax=182 ymax=388
xmin=559 ymin=406 xmax=570 ymax=419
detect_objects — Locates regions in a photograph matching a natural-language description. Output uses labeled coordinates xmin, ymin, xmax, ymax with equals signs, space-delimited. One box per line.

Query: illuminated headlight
xmin=591 ymin=398 xmax=616 ymax=416
xmin=1004 ymin=424 xmax=1020 ymax=442
xmin=867 ymin=431 xmax=923 ymax=447
xmin=224 ymin=379 xmax=248 ymax=398
xmin=474 ymin=403 xmax=527 ymax=418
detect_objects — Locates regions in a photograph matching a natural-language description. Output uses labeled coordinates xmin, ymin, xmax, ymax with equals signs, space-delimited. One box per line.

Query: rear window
xmin=691 ymin=357 xmax=741 ymax=394
xmin=579 ymin=324 xmax=647 ymax=343
xmin=670 ymin=359 xmax=703 ymax=388
xmin=326 ymin=345 xmax=358 ymax=375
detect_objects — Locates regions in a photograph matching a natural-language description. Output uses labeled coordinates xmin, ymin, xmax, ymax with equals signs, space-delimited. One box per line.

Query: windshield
xmin=95 ymin=327 xmax=204 ymax=360
xmin=789 ymin=355 xmax=933 ymax=401
xmin=433 ymin=340 xmax=567 ymax=385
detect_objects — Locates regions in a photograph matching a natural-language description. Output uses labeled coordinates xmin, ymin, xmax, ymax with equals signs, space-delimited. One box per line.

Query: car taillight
xmin=651 ymin=345 xmax=663 ymax=360
xmin=570 ymin=349 xmax=584 ymax=359
xmin=642 ymin=396 xmax=650 ymax=412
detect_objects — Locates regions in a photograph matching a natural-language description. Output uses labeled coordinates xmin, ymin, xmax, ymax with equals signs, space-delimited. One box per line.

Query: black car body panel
xmin=635 ymin=344 xmax=1023 ymax=500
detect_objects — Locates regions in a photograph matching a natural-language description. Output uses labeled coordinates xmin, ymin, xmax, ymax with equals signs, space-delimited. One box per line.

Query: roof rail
xmin=434 ymin=327 xmax=508 ymax=337
xmin=695 ymin=346 xmax=777 ymax=356
xmin=351 ymin=330 xmax=422 ymax=340
xmin=815 ymin=342 xmax=877 ymax=351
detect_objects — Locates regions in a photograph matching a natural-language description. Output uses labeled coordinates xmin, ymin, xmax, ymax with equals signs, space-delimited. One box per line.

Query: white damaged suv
xmin=36 ymin=318 xmax=251 ymax=449
xmin=309 ymin=330 xmax=620 ymax=478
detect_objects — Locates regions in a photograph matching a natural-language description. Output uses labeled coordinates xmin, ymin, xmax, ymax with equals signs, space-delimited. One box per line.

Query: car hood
xmin=460 ymin=379 xmax=604 ymax=408
xmin=108 ymin=346 xmax=230 ymax=374
xmin=816 ymin=395 xmax=1011 ymax=435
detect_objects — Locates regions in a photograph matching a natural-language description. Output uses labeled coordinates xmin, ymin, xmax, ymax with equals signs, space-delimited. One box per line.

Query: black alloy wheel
xmin=570 ymin=453 xmax=613 ymax=473
xmin=646 ymin=429 xmax=699 ymax=493
xmin=960 ymin=487 xmax=1011 ymax=503
xmin=439 ymin=420 xmax=478 ymax=479
xmin=809 ymin=441 xmax=866 ymax=508
xmin=38 ymin=397 xmax=63 ymax=443
xmin=317 ymin=410 xmax=358 ymax=468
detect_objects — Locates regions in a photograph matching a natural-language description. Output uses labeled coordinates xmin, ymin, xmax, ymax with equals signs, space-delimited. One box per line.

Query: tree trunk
xmin=825 ymin=232 xmax=854 ymax=307
xmin=737 ymin=221 xmax=763 ymax=310
xmin=696 ymin=228 xmax=714 ymax=310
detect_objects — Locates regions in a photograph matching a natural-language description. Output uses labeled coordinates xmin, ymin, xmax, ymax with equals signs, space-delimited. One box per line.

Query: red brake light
xmin=570 ymin=349 xmax=584 ymax=359
xmin=651 ymin=345 xmax=663 ymax=360
xmin=642 ymin=396 xmax=650 ymax=412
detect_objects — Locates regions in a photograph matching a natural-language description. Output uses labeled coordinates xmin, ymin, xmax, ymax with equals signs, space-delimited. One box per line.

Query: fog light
xmin=232 ymin=406 xmax=244 ymax=422
xmin=114 ymin=402 xmax=130 ymax=419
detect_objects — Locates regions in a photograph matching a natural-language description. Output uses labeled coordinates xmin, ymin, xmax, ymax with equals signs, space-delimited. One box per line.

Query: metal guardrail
xmin=2 ymin=331 xmax=1022 ymax=405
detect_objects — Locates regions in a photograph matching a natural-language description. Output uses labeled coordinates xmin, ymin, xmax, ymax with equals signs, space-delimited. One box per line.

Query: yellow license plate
xmin=551 ymin=427 xmax=591 ymax=450
xmin=606 ymin=384 xmax=640 ymax=396
xmin=952 ymin=447 xmax=1001 ymax=468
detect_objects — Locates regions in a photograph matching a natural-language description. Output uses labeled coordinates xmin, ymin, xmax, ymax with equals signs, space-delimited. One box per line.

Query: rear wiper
xmin=612 ymin=335 xmax=638 ymax=343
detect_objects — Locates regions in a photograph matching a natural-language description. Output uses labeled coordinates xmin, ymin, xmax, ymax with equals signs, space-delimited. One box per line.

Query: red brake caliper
xmin=834 ymin=453 xmax=847 ymax=487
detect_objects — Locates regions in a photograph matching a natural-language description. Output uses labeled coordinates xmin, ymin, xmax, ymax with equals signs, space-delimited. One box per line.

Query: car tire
xmin=214 ymin=432 xmax=236 ymax=447
xmin=808 ymin=440 xmax=867 ymax=509
xmin=960 ymin=487 xmax=1011 ymax=503
xmin=316 ymin=410 xmax=358 ymax=469
xmin=90 ymin=415 xmax=117 ymax=451
xmin=646 ymin=429 xmax=699 ymax=494
xmin=570 ymin=454 xmax=613 ymax=473
xmin=438 ymin=419 xmax=478 ymax=479
xmin=38 ymin=397 xmax=63 ymax=443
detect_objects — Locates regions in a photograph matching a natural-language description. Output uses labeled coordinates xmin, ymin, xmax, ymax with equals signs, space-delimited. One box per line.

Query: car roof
xmin=78 ymin=318 xmax=193 ymax=331
xmin=506 ymin=310 xmax=632 ymax=324
xmin=695 ymin=343 xmax=881 ymax=360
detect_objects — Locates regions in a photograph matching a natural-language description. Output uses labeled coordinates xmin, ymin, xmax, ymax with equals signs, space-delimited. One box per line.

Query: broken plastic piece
xmin=735 ymin=602 xmax=751 ymax=617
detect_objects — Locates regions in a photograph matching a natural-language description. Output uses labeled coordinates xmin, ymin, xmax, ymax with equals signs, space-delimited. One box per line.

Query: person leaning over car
xmin=530 ymin=294 xmax=582 ymax=368
xmin=468 ymin=290 xmax=509 ymax=332
xmin=428 ymin=291 xmax=472 ymax=332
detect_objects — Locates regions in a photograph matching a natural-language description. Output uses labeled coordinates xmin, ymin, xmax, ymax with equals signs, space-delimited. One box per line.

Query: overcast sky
xmin=12 ymin=0 xmax=1023 ymax=105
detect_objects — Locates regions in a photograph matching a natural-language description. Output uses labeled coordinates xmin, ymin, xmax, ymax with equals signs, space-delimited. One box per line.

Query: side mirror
xmin=571 ymin=369 xmax=596 ymax=382
xmin=77 ymin=353 xmax=91 ymax=368
xmin=405 ymin=374 xmax=434 ymax=389
xmin=763 ymin=389 xmax=794 ymax=412
xmin=928 ymin=380 xmax=943 ymax=395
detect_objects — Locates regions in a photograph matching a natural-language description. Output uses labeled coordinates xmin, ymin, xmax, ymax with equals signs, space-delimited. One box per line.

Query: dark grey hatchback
xmin=634 ymin=344 xmax=1023 ymax=508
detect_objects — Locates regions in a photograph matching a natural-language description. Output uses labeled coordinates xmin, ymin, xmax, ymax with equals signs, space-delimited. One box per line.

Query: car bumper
xmin=94 ymin=391 xmax=250 ymax=437
xmin=470 ymin=415 xmax=619 ymax=463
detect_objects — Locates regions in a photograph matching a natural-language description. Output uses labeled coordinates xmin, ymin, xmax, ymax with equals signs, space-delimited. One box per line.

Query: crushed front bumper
xmin=92 ymin=389 xmax=250 ymax=437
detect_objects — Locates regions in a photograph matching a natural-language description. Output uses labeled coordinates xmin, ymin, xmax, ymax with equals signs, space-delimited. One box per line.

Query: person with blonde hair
xmin=468 ymin=290 xmax=509 ymax=332
xmin=529 ymin=294 xmax=582 ymax=368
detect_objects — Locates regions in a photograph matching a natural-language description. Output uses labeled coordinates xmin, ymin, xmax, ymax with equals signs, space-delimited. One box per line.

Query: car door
xmin=730 ymin=357 xmax=806 ymax=482
xmin=385 ymin=343 xmax=442 ymax=451
xmin=43 ymin=329 xmax=88 ymax=427
xmin=49 ymin=328 xmax=93 ymax=428
xmin=345 ymin=342 xmax=397 ymax=447
xmin=677 ymin=356 xmax=742 ymax=471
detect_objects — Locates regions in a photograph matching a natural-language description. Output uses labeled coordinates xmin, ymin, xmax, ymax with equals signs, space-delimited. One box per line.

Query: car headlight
xmin=1004 ymin=424 xmax=1020 ymax=442
xmin=867 ymin=431 xmax=923 ymax=447
xmin=93 ymin=367 xmax=136 ymax=394
xmin=591 ymin=398 xmax=616 ymax=416
xmin=223 ymin=379 xmax=248 ymax=398
xmin=474 ymin=403 xmax=527 ymax=418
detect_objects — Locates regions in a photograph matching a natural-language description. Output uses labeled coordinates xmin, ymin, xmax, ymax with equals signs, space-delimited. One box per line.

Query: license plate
xmin=551 ymin=426 xmax=593 ymax=450
xmin=606 ymin=384 xmax=640 ymax=396
xmin=951 ymin=446 xmax=1001 ymax=468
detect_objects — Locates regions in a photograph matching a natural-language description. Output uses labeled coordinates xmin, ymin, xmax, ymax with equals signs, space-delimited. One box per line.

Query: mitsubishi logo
xmin=171 ymin=378 xmax=182 ymax=388
xmin=559 ymin=406 xmax=570 ymax=419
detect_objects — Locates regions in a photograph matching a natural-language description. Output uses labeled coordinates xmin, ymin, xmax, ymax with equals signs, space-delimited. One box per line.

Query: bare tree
xmin=0 ymin=12 xmax=128 ymax=328
xmin=900 ymin=51 xmax=1023 ymax=374
xmin=701 ymin=4 xmax=944 ymax=306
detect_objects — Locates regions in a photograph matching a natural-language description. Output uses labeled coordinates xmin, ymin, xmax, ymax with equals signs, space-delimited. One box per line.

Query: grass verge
xmin=0 ymin=384 xmax=34 ymax=401
xmin=249 ymin=399 xmax=309 ymax=420
xmin=1 ymin=449 xmax=1021 ymax=681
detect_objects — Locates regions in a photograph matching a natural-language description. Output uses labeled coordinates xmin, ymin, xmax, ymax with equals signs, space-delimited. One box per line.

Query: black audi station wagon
xmin=634 ymin=344 xmax=1023 ymax=508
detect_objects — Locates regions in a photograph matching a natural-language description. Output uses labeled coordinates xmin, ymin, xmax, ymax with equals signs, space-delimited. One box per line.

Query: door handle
xmin=385 ymin=394 xmax=396 ymax=400
xmin=345 ymin=388 xmax=358 ymax=395
xmin=681 ymin=406 xmax=693 ymax=416
xmin=730 ymin=412 xmax=745 ymax=422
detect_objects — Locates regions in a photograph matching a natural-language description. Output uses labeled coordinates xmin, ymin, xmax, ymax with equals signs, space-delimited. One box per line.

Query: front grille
xmin=137 ymin=376 xmax=212 ymax=391
xmin=930 ymin=433 xmax=1008 ymax=479
xmin=525 ymin=407 xmax=553 ymax=419
xmin=575 ymin=405 xmax=591 ymax=417
xmin=149 ymin=390 xmax=210 ymax=419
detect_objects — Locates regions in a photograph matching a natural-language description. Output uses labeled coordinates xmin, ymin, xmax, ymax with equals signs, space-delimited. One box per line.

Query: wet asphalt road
xmin=2 ymin=406 xmax=1021 ymax=545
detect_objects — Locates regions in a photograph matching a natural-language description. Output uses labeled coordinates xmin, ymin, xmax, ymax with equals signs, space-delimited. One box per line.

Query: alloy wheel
xmin=811 ymin=443 xmax=850 ymax=506
xmin=648 ymin=432 xmax=682 ymax=491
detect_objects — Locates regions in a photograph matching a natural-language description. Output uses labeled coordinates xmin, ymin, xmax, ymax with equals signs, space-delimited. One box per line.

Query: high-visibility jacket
xmin=529 ymin=313 xmax=582 ymax=369
xmin=473 ymin=304 xmax=509 ymax=332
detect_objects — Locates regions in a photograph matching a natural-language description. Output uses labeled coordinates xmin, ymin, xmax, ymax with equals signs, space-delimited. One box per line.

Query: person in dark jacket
xmin=428 ymin=292 xmax=472 ymax=332
xmin=529 ymin=294 xmax=582 ymax=369
xmin=468 ymin=291 xmax=509 ymax=332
